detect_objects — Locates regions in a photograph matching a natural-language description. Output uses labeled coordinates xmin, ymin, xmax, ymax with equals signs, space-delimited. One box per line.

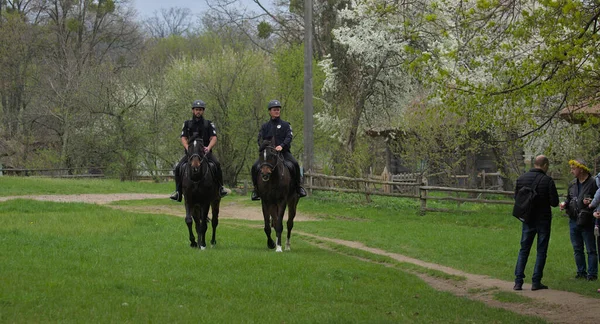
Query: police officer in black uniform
xmin=170 ymin=100 xmax=228 ymax=201
xmin=250 ymin=99 xmax=307 ymax=201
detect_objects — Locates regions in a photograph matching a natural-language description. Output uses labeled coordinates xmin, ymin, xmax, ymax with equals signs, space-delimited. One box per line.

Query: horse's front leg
xmin=197 ymin=204 xmax=209 ymax=250
xmin=262 ymin=202 xmax=276 ymax=249
xmin=185 ymin=201 xmax=197 ymax=248
xmin=210 ymin=199 xmax=220 ymax=247
xmin=274 ymin=201 xmax=287 ymax=252
xmin=285 ymin=196 xmax=299 ymax=251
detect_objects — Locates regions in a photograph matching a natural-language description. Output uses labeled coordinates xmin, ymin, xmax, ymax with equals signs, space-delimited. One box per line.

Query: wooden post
xmin=419 ymin=185 xmax=427 ymax=215
xmin=382 ymin=166 xmax=390 ymax=193
xmin=419 ymin=175 xmax=427 ymax=215
xmin=482 ymin=170 xmax=486 ymax=191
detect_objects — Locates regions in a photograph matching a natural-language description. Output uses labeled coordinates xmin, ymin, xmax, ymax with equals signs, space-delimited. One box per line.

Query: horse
xmin=256 ymin=139 xmax=299 ymax=252
xmin=181 ymin=138 xmax=220 ymax=250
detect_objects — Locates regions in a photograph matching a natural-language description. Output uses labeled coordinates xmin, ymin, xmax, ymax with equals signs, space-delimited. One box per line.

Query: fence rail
xmin=304 ymin=171 xmax=514 ymax=214
xmin=0 ymin=168 xmax=174 ymax=181
xmin=1 ymin=168 xmax=515 ymax=214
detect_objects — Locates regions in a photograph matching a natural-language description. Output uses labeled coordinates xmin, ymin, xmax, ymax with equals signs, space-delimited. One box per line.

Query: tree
xmin=143 ymin=7 xmax=195 ymax=38
xmin=0 ymin=1 xmax=47 ymax=139
xmin=36 ymin=0 xmax=142 ymax=171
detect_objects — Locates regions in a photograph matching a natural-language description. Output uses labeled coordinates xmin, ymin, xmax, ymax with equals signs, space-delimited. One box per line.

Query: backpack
xmin=512 ymin=173 xmax=544 ymax=223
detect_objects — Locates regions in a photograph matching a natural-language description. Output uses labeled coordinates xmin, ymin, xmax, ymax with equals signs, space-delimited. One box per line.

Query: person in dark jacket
xmin=561 ymin=158 xmax=598 ymax=281
xmin=169 ymin=100 xmax=228 ymax=202
xmin=250 ymin=99 xmax=307 ymax=201
xmin=513 ymin=155 xmax=559 ymax=291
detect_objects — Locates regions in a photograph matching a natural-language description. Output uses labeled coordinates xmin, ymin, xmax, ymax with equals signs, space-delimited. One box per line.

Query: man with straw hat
xmin=561 ymin=158 xmax=598 ymax=281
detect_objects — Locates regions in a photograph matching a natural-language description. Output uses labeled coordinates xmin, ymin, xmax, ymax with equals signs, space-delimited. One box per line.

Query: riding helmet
xmin=191 ymin=100 xmax=206 ymax=109
xmin=267 ymin=100 xmax=282 ymax=110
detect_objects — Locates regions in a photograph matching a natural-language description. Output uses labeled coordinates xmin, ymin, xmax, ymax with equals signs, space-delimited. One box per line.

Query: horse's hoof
xmin=190 ymin=242 xmax=198 ymax=248
xmin=200 ymin=246 xmax=206 ymax=250
xmin=276 ymin=246 xmax=283 ymax=252
xmin=267 ymin=240 xmax=276 ymax=249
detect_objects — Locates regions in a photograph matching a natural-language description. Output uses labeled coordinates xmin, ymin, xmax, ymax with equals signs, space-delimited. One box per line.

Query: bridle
xmin=187 ymin=140 xmax=208 ymax=179
xmin=259 ymin=145 xmax=284 ymax=180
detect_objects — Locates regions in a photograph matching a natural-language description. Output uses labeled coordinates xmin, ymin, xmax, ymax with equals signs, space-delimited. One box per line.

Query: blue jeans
xmin=569 ymin=219 xmax=598 ymax=277
xmin=515 ymin=218 xmax=551 ymax=284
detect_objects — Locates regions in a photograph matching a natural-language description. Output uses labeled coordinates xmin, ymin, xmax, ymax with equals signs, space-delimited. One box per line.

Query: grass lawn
xmin=0 ymin=198 xmax=545 ymax=323
xmin=1 ymin=176 xmax=597 ymax=322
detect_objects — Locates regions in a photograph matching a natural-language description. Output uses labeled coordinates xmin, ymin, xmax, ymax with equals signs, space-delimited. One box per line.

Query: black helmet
xmin=191 ymin=100 xmax=206 ymax=109
xmin=267 ymin=100 xmax=282 ymax=110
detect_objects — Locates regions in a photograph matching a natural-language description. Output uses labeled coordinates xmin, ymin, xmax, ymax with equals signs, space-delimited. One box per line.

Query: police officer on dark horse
xmin=250 ymin=99 xmax=307 ymax=200
xmin=170 ymin=100 xmax=228 ymax=201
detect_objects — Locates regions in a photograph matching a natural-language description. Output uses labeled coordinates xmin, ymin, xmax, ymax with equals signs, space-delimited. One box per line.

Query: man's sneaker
xmin=576 ymin=273 xmax=587 ymax=279
xmin=587 ymin=275 xmax=598 ymax=281
xmin=531 ymin=283 xmax=548 ymax=291
xmin=251 ymin=190 xmax=260 ymax=201
xmin=297 ymin=186 xmax=307 ymax=198
xmin=513 ymin=282 xmax=523 ymax=291
xmin=170 ymin=191 xmax=182 ymax=202
xmin=219 ymin=187 xmax=229 ymax=197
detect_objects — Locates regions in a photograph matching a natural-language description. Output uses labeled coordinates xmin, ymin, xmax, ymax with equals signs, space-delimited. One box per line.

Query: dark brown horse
xmin=256 ymin=139 xmax=299 ymax=252
xmin=181 ymin=139 xmax=220 ymax=250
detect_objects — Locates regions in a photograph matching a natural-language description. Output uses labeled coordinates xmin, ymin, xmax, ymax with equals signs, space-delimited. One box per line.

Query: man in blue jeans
xmin=513 ymin=155 xmax=559 ymax=291
xmin=561 ymin=158 xmax=598 ymax=281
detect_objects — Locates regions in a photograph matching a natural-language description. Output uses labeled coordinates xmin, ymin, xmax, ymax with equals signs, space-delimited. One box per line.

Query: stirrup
xmin=219 ymin=187 xmax=229 ymax=197
xmin=297 ymin=186 xmax=307 ymax=198
xmin=251 ymin=190 xmax=260 ymax=201
xmin=170 ymin=191 xmax=182 ymax=202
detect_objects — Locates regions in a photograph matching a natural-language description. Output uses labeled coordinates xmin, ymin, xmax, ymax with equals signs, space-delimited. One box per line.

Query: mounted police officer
xmin=170 ymin=99 xmax=228 ymax=201
xmin=250 ymin=99 xmax=307 ymax=201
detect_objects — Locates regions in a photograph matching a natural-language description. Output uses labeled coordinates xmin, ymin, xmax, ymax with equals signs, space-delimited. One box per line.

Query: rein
xmin=187 ymin=151 xmax=209 ymax=183
xmin=260 ymin=146 xmax=285 ymax=177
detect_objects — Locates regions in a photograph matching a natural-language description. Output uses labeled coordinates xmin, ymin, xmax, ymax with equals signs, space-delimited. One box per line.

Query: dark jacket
xmin=514 ymin=168 xmax=559 ymax=220
xmin=566 ymin=174 xmax=598 ymax=227
xmin=180 ymin=117 xmax=217 ymax=148
xmin=257 ymin=117 xmax=293 ymax=152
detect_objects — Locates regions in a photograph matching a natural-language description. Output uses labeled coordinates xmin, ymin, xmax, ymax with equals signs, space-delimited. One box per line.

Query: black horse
xmin=181 ymin=139 xmax=220 ymax=249
xmin=256 ymin=139 xmax=299 ymax=252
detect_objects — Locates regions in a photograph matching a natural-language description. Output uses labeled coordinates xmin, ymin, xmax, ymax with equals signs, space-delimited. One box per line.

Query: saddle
xmin=283 ymin=160 xmax=295 ymax=177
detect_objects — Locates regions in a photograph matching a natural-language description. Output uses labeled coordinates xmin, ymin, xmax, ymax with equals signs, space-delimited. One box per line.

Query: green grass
xmin=0 ymin=199 xmax=546 ymax=323
xmin=296 ymin=191 xmax=600 ymax=298
xmin=493 ymin=291 xmax=534 ymax=304
xmin=0 ymin=176 xmax=172 ymax=195
xmin=1 ymin=176 xmax=596 ymax=322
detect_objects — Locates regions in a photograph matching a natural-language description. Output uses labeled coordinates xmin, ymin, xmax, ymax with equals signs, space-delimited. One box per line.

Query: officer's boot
xmin=251 ymin=166 xmax=260 ymax=201
xmin=216 ymin=165 xmax=228 ymax=197
xmin=170 ymin=165 xmax=183 ymax=202
xmin=295 ymin=165 xmax=307 ymax=198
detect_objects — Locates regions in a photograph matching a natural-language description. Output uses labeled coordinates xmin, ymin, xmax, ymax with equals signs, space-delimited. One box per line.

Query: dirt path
xmin=2 ymin=193 xmax=599 ymax=323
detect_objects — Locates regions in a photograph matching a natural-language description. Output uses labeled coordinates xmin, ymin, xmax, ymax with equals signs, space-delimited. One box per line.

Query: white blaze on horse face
xmin=191 ymin=139 xmax=201 ymax=168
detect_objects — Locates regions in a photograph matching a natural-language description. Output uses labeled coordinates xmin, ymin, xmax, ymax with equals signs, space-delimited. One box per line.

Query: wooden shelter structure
xmin=559 ymin=101 xmax=600 ymax=124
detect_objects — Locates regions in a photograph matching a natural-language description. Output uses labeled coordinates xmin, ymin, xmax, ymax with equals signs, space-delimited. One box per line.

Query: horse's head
xmin=258 ymin=139 xmax=281 ymax=182
xmin=187 ymin=139 xmax=206 ymax=175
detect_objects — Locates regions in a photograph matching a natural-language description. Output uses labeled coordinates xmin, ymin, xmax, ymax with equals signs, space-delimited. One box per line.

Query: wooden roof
xmin=559 ymin=102 xmax=600 ymax=124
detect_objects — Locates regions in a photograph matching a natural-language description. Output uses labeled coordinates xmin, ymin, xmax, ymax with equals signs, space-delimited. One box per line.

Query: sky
xmin=132 ymin=0 xmax=265 ymax=18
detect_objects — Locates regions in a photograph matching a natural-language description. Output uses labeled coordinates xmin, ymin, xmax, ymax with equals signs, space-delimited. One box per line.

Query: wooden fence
xmin=304 ymin=171 xmax=514 ymax=215
xmin=0 ymin=168 xmax=174 ymax=181
xmin=1 ymin=167 xmax=515 ymax=215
